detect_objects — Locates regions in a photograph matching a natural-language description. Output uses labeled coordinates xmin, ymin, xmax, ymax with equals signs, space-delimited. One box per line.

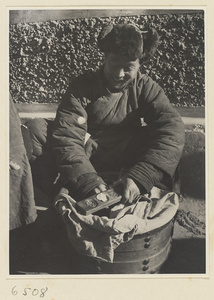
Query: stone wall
xmin=9 ymin=11 xmax=204 ymax=106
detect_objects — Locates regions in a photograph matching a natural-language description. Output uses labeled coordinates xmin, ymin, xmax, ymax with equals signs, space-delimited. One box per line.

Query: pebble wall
xmin=9 ymin=12 xmax=204 ymax=106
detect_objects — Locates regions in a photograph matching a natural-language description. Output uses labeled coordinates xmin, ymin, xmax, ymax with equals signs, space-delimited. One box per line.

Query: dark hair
xmin=98 ymin=23 xmax=160 ymax=62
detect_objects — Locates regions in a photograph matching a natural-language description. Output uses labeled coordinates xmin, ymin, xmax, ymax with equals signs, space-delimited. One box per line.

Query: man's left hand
xmin=120 ymin=177 xmax=141 ymax=204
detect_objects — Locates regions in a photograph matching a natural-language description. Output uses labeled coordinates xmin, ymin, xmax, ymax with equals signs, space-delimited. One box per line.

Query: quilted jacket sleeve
xmin=127 ymin=75 xmax=185 ymax=192
xmin=51 ymin=86 xmax=105 ymax=199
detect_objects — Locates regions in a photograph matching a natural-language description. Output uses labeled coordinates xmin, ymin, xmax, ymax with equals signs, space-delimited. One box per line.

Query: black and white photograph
xmin=8 ymin=7 xmax=206 ymax=279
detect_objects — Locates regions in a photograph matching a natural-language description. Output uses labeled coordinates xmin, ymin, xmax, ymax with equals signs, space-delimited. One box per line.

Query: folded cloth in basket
xmin=55 ymin=187 xmax=179 ymax=262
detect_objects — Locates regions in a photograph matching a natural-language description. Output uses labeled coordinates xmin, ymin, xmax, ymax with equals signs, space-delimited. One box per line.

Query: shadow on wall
xmin=180 ymin=131 xmax=205 ymax=199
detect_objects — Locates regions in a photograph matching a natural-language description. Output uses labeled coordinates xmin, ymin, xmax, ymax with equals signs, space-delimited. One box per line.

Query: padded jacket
xmin=10 ymin=94 xmax=37 ymax=230
xmin=52 ymin=67 xmax=185 ymax=199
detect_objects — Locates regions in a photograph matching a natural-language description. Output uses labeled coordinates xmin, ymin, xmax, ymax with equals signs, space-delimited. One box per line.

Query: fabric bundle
xmin=55 ymin=187 xmax=179 ymax=262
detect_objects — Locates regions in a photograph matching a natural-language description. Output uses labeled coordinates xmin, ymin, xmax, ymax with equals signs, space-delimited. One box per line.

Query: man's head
xmin=98 ymin=24 xmax=144 ymax=61
xmin=103 ymin=52 xmax=140 ymax=92
xmin=98 ymin=23 xmax=159 ymax=92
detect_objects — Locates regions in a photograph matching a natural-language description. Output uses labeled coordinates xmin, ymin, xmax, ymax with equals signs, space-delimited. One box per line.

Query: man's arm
xmin=124 ymin=76 xmax=185 ymax=199
xmin=52 ymin=88 xmax=105 ymax=199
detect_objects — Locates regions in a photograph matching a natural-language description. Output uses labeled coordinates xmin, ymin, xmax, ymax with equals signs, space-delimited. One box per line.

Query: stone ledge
xmin=16 ymin=104 xmax=205 ymax=126
xmin=15 ymin=103 xmax=205 ymax=116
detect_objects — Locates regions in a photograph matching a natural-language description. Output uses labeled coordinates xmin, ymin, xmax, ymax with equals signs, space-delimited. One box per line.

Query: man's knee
xmin=25 ymin=118 xmax=50 ymax=159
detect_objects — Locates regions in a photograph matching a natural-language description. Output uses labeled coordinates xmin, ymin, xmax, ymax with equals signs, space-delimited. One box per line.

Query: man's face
xmin=103 ymin=52 xmax=140 ymax=92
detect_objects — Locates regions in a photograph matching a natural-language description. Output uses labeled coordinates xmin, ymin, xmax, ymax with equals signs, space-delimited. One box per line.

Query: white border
xmin=7 ymin=6 xmax=208 ymax=280
xmin=3 ymin=4 xmax=214 ymax=299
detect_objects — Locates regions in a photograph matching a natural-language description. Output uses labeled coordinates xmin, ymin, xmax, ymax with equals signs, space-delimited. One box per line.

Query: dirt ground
xmin=162 ymin=195 xmax=206 ymax=274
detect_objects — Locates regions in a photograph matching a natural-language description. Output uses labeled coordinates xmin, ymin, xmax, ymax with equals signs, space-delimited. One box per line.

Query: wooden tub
xmin=73 ymin=218 xmax=174 ymax=274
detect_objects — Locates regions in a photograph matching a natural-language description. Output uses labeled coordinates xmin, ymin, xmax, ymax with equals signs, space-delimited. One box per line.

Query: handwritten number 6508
xmin=11 ymin=286 xmax=48 ymax=297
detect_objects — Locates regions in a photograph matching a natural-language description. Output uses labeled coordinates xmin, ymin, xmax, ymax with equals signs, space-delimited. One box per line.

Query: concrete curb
xmin=18 ymin=111 xmax=205 ymax=125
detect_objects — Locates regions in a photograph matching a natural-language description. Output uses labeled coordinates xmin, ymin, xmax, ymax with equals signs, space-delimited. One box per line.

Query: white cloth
xmin=55 ymin=187 xmax=179 ymax=262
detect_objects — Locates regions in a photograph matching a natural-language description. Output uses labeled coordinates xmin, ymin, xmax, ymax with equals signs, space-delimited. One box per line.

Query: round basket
xmin=73 ymin=218 xmax=174 ymax=274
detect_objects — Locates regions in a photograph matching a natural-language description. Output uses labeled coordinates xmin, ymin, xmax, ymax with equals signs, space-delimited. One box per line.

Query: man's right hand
xmin=57 ymin=182 xmax=107 ymax=201
xmin=93 ymin=183 xmax=107 ymax=194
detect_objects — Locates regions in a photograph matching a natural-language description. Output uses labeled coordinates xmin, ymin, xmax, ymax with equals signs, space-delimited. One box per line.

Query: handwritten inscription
xmin=12 ymin=286 xmax=48 ymax=298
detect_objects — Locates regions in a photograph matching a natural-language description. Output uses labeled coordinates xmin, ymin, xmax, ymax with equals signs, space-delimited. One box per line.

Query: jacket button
xmin=144 ymin=242 xmax=150 ymax=248
xmin=143 ymin=265 xmax=149 ymax=271
xmin=144 ymin=237 xmax=151 ymax=242
xmin=143 ymin=259 xmax=149 ymax=265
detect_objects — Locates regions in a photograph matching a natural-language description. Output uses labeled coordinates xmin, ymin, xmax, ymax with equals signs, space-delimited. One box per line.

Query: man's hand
xmin=85 ymin=137 xmax=98 ymax=158
xmin=57 ymin=183 xmax=107 ymax=203
xmin=84 ymin=183 xmax=107 ymax=198
xmin=93 ymin=184 xmax=107 ymax=194
xmin=120 ymin=177 xmax=141 ymax=204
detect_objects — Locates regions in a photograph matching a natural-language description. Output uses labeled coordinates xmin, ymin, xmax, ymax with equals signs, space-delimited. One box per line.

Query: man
xmin=48 ymin=23 xmax=185 ymax=204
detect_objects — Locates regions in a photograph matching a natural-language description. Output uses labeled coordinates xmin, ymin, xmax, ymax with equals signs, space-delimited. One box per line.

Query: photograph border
xmin=1 ymin=1 xmax=213 ymax=300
